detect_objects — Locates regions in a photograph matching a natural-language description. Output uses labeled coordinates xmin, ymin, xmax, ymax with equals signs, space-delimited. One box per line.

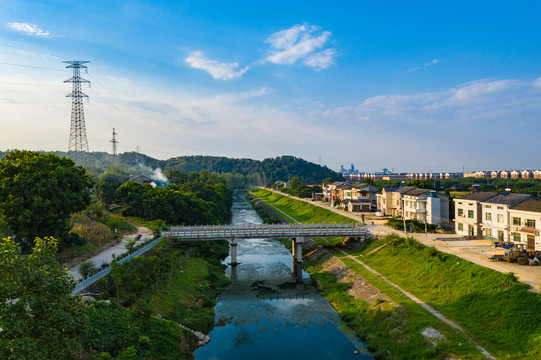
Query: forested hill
xmin=0 ymin=151 xmax=342 ymax=185
xmin=155 ymin=155 xmax=342 ymax=184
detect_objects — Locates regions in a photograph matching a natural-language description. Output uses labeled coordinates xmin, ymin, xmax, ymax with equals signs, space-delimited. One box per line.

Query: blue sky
xmin=1 ymin=1 xmax=540 ymax=172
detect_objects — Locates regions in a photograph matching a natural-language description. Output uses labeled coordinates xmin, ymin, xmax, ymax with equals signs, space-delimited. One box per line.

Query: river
xmin=194 ymin=194 xmax=372 ymax=360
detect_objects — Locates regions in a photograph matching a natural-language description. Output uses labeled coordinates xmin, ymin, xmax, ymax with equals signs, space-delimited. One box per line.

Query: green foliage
xmin=98 ymin=239 xmax=231 ymax=333
xmin=115 ymin=171 xmax=232 ymax=226
xmin=159 ymin=155 xmax=343 ymax=185
xmin=81 ymin=302 xmax=194 ymax=359
xmin=79 ymin=260 xmax=97 ymax=278
xmin=386 ymin=218 xmax=437 ymax=232
xmin=0 ymin=237 xmax=87 ymax=359
xmin=0 ymin=150 xmax=91 ymax=251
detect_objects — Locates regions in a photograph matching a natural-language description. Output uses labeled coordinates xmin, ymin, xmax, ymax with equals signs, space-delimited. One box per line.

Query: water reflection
xmin=194 ymin=194 xmax=372 ymax=359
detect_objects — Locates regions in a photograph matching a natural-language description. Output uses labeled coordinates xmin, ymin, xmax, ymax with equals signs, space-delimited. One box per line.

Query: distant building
xmin=128 ymin=175 xmax=156 ymax=187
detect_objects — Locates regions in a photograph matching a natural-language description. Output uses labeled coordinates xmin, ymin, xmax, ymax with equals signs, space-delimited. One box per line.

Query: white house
xmin=508 ymin=200 xmax=541 ymax=250
xmin=454 ymin=192 xmax=498 ymax=237
xmin=480 ymin=191 xmax=536 ymax=242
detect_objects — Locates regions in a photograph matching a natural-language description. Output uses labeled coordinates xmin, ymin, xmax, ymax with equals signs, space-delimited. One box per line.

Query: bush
xmin=79 ymin=260 xmax=97 ymax=278
xmin=72 ymin=221 xmax=114 ymax=244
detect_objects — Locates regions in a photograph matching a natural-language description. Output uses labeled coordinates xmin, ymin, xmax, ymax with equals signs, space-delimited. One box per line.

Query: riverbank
xmin=80 ymin=238 xmax=231 ymax=359
xmin=251 ymin=188 xmax=541 ymax=359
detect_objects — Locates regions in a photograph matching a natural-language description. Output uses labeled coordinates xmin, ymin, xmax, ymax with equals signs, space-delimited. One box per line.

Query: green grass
xmin=252 ymin=188 xmax=356 ymax=224
xmin=360 ymin=236 xmax=541 ymax=359
xmin=310 ymin=269 xmax=484 ymax=359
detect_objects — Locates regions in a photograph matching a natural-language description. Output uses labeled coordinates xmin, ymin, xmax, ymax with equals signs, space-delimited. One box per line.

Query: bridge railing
xmin=71 ymin=237 xmax=163 ymax=295
xmin=163 ymin=223 xmax=369 ymax=240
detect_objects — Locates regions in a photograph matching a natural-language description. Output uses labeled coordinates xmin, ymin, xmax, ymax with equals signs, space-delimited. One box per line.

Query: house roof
xmin=482 ymin=193 xmax=535 ymax=206
xmin=404 ymin=188 xmax=431 ymax=197
xmin=382 ymin=187 xmax=398 ymax=193
xmin=510 ymin=199 xmax=541 ymax=213
xmin=129 ymin=175 xmax=155 ymax=185
xmin=459 ymin=192 xmax=499 ymax=202
xmin=394 ymin=186 xmax=417 ymax=195
xmin=352 ymin=183 xmax=379 ymax=192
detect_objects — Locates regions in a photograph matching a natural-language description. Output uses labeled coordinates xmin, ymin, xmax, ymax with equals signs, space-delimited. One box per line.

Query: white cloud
xmin=304 ymin=49 xmax=337 ymax=71
xmin=185 ymin=51 xmax=248 ymax=80
xmin=265 ymin=24 xmax=336 ymax=70
xmin=407 ymin=58 xmax=439 ymax=72
xmin=325 ymin=78 xmax=541 ymax=127
xmin=5 ymin=22 xmax=53 ymax=38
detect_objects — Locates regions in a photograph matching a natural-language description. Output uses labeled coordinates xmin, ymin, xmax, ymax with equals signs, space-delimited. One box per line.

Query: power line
xmin=0 ymin=61 xmax=64 ymax=72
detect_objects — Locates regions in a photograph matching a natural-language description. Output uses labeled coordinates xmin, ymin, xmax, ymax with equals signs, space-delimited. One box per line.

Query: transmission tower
xmin=64 ymin=61 xmax=90 ymax=152
xmin=110 ymin=128 xmax=119 ymax=156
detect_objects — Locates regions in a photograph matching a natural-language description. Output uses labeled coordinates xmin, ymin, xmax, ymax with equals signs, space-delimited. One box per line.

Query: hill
xmin=0 ymin=151 xmax=342 ymax=186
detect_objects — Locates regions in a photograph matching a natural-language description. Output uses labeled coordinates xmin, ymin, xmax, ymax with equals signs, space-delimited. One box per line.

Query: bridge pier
xmin=291 ymin=237 xmax=305 ymax=264
xmin=229 ymin=238 xmax=240 ymax=266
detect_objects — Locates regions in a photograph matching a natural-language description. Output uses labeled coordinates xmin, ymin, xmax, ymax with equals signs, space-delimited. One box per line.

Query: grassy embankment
xmin=252 ymin=188 xmax=541 ymax=359
xmin=84 ymin=239 xmax=231 ymax=358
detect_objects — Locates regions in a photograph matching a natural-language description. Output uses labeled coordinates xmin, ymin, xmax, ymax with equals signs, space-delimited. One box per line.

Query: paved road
xmin=68 ymin=226 xmax=153 ymax=280
xmin=262 ymin=188 xmax=541 ymax=291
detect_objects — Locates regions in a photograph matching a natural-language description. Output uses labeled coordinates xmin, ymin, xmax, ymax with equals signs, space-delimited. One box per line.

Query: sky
xmin=0 ymin=1 xmax=540 ymax=173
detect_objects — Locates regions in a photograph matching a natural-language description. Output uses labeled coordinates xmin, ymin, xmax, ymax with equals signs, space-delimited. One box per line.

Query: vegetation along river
xmin=194 ymin=193 xmax=372 ymax=359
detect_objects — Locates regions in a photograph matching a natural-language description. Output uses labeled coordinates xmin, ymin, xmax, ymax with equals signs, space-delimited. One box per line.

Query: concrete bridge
xmin=162 ymin=223 xmax=370 ymax=265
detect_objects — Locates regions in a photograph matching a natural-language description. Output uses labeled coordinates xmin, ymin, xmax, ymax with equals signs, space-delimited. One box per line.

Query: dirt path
xmin=339 ymin=250 xmax=496 ymax=360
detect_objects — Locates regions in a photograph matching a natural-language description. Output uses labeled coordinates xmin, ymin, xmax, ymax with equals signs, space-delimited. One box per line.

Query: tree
xmin=0 ymin=151 xmax=91 ymax=251
xmin=0 ymin=237 xmax=87 ymax=359
xmin=362 ymin=178 xmax=376 ymax=185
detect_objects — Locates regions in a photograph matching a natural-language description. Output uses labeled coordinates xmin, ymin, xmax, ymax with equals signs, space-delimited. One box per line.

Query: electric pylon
xmin=64 ymin=61 xmax=90 ymax=152
xmin=110 ymin=128 xmax=118 ymax=156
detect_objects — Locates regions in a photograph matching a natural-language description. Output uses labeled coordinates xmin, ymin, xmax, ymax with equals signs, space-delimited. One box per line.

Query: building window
xmin=498 ymin=230 xmax=504 ymax=241
xmin=497 ymin=206 xmax=504 ymax=210
xmin=526 ymin=219 xmax=536 ymax=228
xmin=512 ymin=217 xmax=521 ymax=226
xmin=458 ymin=223 xmax=463 ymax=231
xmin=468 ymin=210 xmax=474 ymax=219
xmin=486 ymin=228 xmax=492 ymax=237
xmin=458 ymin=202 xmax=463 ymax=205
xmin=458 ymin=209 xmax=463 ymax=216
xmin=513 ymin=232 xmax=521 ymax=242
xmin=485 ymin=213 xmax=492 ymax=221
xmin=485 ymin=205 xmax=491 ymax=209
xmin=497 ymin=214 xmax=504 ymax=223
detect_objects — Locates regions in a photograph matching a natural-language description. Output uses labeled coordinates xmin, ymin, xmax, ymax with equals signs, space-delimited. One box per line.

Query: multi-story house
xmin=454 ymin=191 xmax=498 ymax=237
xmin=389 ymin=186 xmax=417 ymax=218
xmin=508 ymin=200 xmax=541 ymax=250
xmin=376 ymin=187 xmax=398 ymax=216
xmin=481 ymin=192 xmax=536 ymax=242
xmin=402 ymin=189 xmax=449 ymax=224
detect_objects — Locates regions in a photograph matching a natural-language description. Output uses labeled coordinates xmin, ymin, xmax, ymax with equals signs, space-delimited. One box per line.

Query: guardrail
xmin=71 ymin=237 xmax=163 ymax=295
xmin=163 ymin=223 xmax=369 ymax=240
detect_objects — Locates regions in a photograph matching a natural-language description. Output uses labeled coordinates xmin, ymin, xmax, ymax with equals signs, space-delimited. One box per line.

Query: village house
xmin=454 ymin=191 xmax=498 ymax=237
xmin=480 ymin=191 xmax=536 ymax=242
xmin=376 ymin=187 xmax=398 ymax=216
xmin=508 ymin=200 xmax=541 ymax=250
xmin=340 ymin=183 xmax=379 ymax=212
xmin=402 ymin=189 xmax=449 ymax=225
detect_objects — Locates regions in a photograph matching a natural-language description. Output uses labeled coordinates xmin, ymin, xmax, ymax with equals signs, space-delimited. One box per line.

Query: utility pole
xmin=402 ymin=198 xmax=408 ymax=237
xmin=110 ymin=128 xmax=118 ymax=156
xmin=64 ymin=61 xmax=90 ymax=153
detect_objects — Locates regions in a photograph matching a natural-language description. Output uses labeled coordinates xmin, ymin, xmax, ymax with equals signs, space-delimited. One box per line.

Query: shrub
xmin=72 ymin=221 xmax=114 ymax=244
xmin=79 ymin=260 xmax=97 ymax=278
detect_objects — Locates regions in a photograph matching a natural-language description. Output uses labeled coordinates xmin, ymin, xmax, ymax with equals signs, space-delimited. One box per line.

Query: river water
xmin=194 ymin=194 xmax=372 ymax=360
